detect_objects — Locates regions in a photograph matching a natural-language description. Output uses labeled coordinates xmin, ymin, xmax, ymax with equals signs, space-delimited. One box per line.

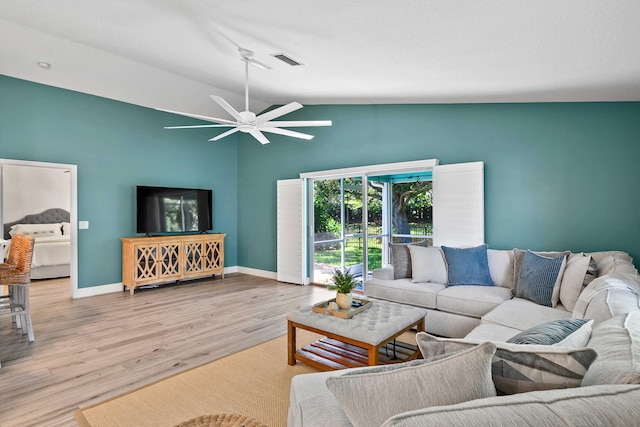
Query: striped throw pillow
xmin=516 ymin=250 xmax=566 ymax=307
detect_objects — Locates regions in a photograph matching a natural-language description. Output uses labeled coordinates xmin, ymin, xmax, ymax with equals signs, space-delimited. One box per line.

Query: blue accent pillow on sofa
xmin=516 ymin=250 xmax=565 ymax=307
xmin=441 ymin=244 xmax=494 ymax=286
xmin=507 ymin=318 xmax=592 ymax=346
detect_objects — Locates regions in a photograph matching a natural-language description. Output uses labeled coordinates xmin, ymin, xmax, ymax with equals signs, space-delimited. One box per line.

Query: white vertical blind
xmin=432 ymin=161 xmax=485 ymax=247
xmin=276 ymin=179 xmax=306 ymax=284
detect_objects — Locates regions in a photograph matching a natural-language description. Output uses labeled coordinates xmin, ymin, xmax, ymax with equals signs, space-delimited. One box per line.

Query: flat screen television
xmin=136 ymin=186 xmax=212 ymax=234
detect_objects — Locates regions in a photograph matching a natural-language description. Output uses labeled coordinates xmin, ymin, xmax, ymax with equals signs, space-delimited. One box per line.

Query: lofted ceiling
xmin=1 ymin=1 xmax=640 ymax=119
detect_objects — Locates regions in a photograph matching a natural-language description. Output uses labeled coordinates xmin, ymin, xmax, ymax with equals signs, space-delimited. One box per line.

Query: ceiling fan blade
xmin=164 ymin=124 xmax=234 ymax=129
xmin=261 ymin=127 xmax=314 ymax=140
xmin=255 ymin=102 xmax=303 ymax=124
xmin=247 ymin=58 xmax=272 ymax=70
xmin=249 ymin=129 xmax=271 ymax=145
xmin=262 ymin=120 xmax=332 ymax=128
xmin=156 ymin=108 xmax=238 ymax=125
xmin=210 ymin=127 xmax=240 ymax=141
xmin=210 ymin=95 xmax=243 ymax=121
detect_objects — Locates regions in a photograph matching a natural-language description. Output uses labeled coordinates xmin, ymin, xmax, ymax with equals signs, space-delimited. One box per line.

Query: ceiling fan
xmin=157 ymin=48 xmax=331 ymax=144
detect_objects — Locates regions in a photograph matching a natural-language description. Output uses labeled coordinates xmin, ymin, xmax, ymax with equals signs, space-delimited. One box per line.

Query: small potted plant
xmin=328 ymin=268 xmax=358 ymax=309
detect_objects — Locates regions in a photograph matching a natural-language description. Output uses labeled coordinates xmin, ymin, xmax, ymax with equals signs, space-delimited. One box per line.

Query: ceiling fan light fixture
xmin=271 ymin=53 xmax=304 ymax=67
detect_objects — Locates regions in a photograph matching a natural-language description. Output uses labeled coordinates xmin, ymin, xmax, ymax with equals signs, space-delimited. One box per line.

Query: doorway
xmin=0 ymin=158 xmax=78 ymax=297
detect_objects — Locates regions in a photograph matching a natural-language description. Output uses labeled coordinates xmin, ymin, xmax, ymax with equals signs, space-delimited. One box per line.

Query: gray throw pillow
xmin=389 ymin=240 xmax=429 ymax=279
xmin=583 ymin=256 xmax=598 ymax=287
xmin=326 ymin=342 xmax=497 ymax=427
xmin=513 ymin=249 xmax=569 ymax=306
xmin=559 ymin=253 xmax=592 ymax=312
xmin=515 ymin=250 xmax=567 ymax=307
xmin=417 ymin=332 xmax=597 ymax=395
xmin=507 ymin=318 xmax=592 ymax=346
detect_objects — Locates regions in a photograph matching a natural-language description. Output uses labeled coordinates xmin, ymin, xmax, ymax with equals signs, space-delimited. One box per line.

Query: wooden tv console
xmin=121 ymin=234 xmax=225 ymax=295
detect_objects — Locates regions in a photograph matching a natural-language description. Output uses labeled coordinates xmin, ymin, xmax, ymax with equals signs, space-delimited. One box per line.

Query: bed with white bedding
xmin=2 ymin=208 xmax=71 ymax=279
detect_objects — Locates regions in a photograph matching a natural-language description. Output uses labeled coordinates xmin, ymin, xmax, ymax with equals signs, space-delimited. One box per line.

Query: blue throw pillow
xmin=516 ymin=250 xmax=565 ymax=307
xmin=441 ymin=244 xmax=494 ymax=286
xmin=507 ymin=318 xmax=591 ymax=345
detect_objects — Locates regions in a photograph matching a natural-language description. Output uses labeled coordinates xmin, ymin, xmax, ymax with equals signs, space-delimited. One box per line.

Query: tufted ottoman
xmin=287 ymin=298 xmax=427 ymax=370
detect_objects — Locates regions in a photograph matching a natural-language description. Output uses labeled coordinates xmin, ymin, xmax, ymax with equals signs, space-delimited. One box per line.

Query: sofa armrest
xmin=572 ymin=273 xmax=640 ymax=322
xmin=372 ymin=266 xmax=395 ymax=281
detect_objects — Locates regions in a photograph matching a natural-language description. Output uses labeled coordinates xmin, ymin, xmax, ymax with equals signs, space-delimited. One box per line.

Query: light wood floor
xmin=0 ymin=274 xmax=333 ymax=427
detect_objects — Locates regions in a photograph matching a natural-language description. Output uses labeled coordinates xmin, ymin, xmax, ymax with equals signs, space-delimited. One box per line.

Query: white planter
xmin=336 ymin=292 xmax=353 ymax=309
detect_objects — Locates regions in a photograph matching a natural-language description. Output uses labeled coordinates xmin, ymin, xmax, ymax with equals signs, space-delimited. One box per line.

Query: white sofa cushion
xmin=464 ymin=323 xmax=521 ymax=342
xmin=326 ymin=342 xmax=497 ymax=427
xmin=288 ymin=370 xmax=353 ymax=427
xmin=481 ymin=298 xmax=571 ymax=331
xmin=408 ymin=245 xmax=447 ymax=284
xmin=436 ymin=285 xmax=512 ymax=318
xmin=364 ymin=278 xmax=443 ymax=309
xmin=425 ymin=310 xmax=482 ymax=338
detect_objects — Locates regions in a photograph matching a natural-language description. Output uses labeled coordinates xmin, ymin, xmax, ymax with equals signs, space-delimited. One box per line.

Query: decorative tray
xmin=312 ymin=297 xmax=373 ymax=319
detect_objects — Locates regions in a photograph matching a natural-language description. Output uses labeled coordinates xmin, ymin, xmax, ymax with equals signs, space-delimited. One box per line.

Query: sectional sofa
xmin=288 ymin=245 xmax=640 ymax=426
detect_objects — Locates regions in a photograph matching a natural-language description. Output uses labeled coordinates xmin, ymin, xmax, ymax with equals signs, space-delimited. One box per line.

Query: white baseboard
xmin=234 ymin=266 xmax=277 ymax=280
xmin=73 ymin=282 xmax=124 ymax=298
xmin=72 ymin=266 xmax=281 ymax=298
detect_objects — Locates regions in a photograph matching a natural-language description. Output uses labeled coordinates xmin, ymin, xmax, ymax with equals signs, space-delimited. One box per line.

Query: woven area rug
xmin=74 ymin=330 xmax=323 ymax=427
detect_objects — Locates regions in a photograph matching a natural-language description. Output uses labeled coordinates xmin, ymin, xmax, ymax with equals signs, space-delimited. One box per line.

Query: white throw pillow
xmin=487 ymin=249 xmax=515 ymax=288
xmin=326 ymin=342 xmax=497 ymax=427
xmin=559 ymin=253 xmax=592 ymax=311
xmin=555 ymin=319 xmax=594 ymax=348
xmin=9 ymin=223 xmax=62 ymax=237
xmin=408 ymin=245 xmax=448 ymax=284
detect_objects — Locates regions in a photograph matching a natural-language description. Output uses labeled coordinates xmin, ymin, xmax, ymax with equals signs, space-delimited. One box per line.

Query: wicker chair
xmin=0 ymin=234 xmax=36 ymax=342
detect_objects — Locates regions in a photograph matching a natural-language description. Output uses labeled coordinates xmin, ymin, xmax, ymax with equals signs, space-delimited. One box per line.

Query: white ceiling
xmin=1 ymin=0 xmax=640 ymax=118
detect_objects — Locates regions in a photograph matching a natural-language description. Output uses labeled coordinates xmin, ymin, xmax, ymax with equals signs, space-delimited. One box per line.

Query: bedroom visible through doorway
xmin=0 ymin=158 xmax=78 ymax=298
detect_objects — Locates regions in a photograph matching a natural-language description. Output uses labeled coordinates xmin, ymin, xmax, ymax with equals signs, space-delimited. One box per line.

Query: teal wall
xmin=3 ymin=74 xmax=639 ymax=288
xmin=237 ymin=103 xmax=640 ymax=271
xmin=0 ymin=75 xmax=238 ymax=288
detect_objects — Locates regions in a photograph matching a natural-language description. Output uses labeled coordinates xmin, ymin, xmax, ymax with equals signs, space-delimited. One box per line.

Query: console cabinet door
xmin=134 ymin=243 xmax=160 ymax=283
xmin=159 ymin=241 xmax=181 ymax=279
xmin=183 ymin=241 xmax=204 ymax=277
xmin=203 ymin=239 xmax=223 ymax=273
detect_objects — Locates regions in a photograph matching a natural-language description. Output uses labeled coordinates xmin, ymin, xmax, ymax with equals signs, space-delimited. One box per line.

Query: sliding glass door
xmin=312 ymin=177 xmax=372 ymax=287
xmin=293 ymin=159 xmax=484 ymax=288
xmin=310 ymin=173 xmax=435 ymax=288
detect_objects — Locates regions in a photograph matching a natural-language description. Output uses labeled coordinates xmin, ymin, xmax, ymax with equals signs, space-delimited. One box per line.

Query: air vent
xmin=271 ymin=53 xmax=304 ymax=66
